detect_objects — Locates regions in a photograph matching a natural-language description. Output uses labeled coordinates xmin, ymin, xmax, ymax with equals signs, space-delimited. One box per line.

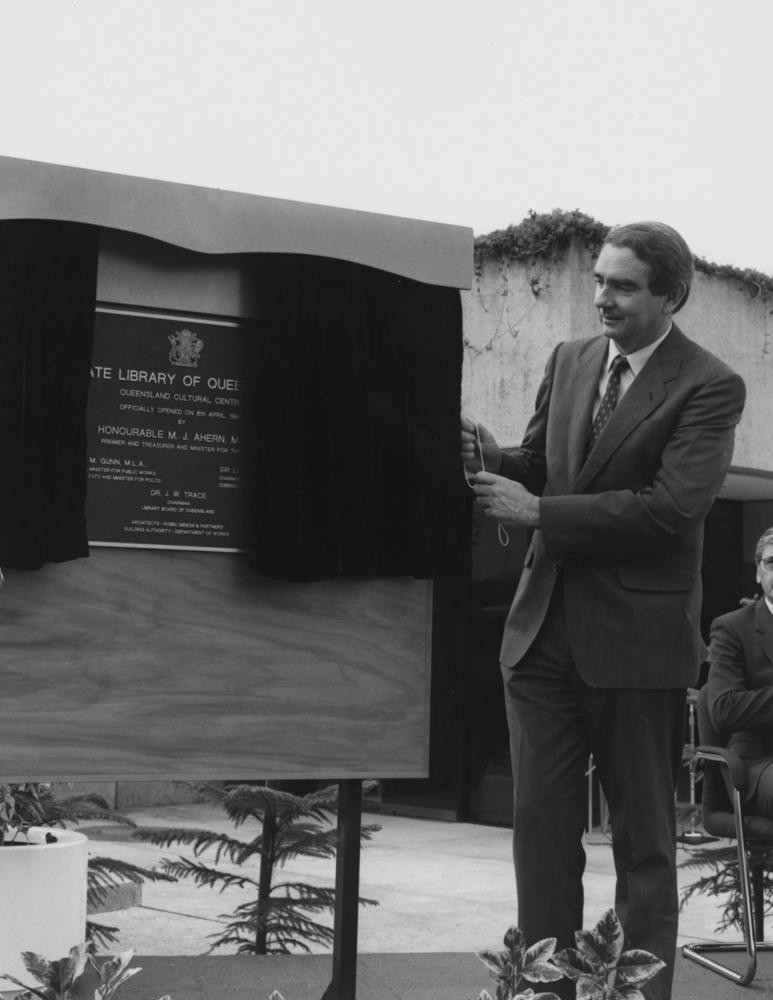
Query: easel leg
xmin=322 ymin=779 xmax=362 ymax=1000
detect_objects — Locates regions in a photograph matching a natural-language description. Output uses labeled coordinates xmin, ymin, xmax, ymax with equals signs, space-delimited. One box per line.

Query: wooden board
xmin=0 ymin=548 xmax=431 ymax=781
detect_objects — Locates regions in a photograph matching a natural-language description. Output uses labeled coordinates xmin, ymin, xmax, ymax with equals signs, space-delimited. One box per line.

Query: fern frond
xmin=132 ymin=826 xmax=253 ymax=864
xmin=270 ymin=882 xmax=379 ymax=912
xmin=160 ymin=856 xmax=258 ymax=892
xmin=678 ymin=846 xmax=737 ymax=871
xmin=51 ymin=793 xmax=136 ymax=827
xmin=272 ymin=825 xmax=338 ymax=864
xmin=221 ymin=785 xmax=310 ymax=827
xmin=210 ymin=910 xmax=336 ymax=955
xmin=88 ymin=855 xmax=175 ymax=896
xmin=261 ymin=915 xmax=336 ymax=950
xmin=87 ymin=918 xmax=121 ymax=948
xmin=205 ymin=927 xmax=258 ymax=953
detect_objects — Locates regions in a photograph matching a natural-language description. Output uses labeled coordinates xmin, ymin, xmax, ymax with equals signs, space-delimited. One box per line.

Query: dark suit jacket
xmin=499 ymin=324 xmax=746 ymax=688
xmin=707 ymin=598 xmax=773 ymax=764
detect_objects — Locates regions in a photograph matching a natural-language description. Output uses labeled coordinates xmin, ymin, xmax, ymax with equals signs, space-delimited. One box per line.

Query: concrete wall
xmin=461 ymin=243 xmax=578 ymax=446
xmin=682 ymin=271 xmax=773 ymax=472
xmin=462 ymin=239 xmax=773 ymax=474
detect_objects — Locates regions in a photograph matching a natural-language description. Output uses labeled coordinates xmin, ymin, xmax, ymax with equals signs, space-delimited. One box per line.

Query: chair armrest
xmin=694 ymin=744 xmax=748 ymax=794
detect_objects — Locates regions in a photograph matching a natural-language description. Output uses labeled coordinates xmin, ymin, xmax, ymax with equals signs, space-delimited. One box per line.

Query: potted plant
xmin=0 ymin=783 xmax=89 ymax=989
xmin=0 ymin=782 xmax=171 ymax=989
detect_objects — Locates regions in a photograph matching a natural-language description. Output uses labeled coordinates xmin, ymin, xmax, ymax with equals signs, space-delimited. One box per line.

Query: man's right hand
xmin=461 ymin=416 xmax=501 ymax=474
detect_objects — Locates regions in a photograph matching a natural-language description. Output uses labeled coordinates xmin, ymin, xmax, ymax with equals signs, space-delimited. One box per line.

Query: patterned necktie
xmin=588 ymin=354 xmax=629 ymax=452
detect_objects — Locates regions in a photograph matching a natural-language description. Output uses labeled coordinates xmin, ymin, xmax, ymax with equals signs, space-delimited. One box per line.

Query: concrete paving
xmin=78 ymin=804 xmax=772 ymax=998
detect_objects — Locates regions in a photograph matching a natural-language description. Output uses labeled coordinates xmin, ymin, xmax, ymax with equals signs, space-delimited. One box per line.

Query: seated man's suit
xmin=707 ymin=596 xmax=773 ymax=817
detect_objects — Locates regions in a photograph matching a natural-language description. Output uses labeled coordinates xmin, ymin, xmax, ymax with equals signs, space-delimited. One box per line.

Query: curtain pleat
xmin=0 ymin=221 xmax=99 ymax=568
xmin=248 ymin=255 xmax=470 ymax=580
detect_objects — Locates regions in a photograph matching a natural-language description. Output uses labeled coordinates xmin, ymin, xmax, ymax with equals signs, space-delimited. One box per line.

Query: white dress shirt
xmin=593 ymin=325 xmax=672 ymax=418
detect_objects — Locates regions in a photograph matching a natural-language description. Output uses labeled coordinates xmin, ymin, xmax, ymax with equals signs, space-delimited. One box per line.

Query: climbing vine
xmin=693 ymin=257 xmax=773 ymax=301
xmin=474 ymin=209 xmax=773 ymax=302
xmin=474 ymin=209 xmax=607 ymax=273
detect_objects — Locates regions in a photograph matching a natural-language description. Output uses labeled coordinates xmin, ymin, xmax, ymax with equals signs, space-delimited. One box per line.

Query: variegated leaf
xmin=524 ymin=937 xmax=557 ymax=965
xmin=616 ymin=988 xmax=646 ymax=1000
xmin=522 ymin=936 xmax=562 ymax=983
xmin=476 ymin=949 xmax=511 ymax=977
xmin=550 ymin=946 xmax=597 ymax=979
xmin=612 ymin=949 xmax=665 ymax=987
xmin=575 ymin=976 xmax=626 ymax=1000
xmin=0 ymin=972 xmax=47 ymax=998
xmin=20 ymin=951 xmax=51 ymax=983
xmin=94 ymin=948 xmax=136 ymax=981
xmin=504 ymin=926 xmax=526 ymax=966
xmin=97 ymin=966 xmax=143 ymax=998
xmin=522 ymin=948 xmax=564 ymax=984
xmin=575 ymin=909 xmax=623 ymax=966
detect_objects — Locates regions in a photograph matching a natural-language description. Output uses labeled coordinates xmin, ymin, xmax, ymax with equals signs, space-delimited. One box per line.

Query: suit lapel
xmin=754 ymin=598 xmax=773 ymax=666
xmin=573 ymin=327 xmax=686 ymax=494
xmin=567 ymin=338 xmax=608 ymax=490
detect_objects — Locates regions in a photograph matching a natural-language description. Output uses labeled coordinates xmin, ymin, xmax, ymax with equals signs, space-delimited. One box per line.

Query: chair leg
xmin=681 ymin=790 xmax=773 ymax=986
xmin=752 ymin=857 xmax=765 ymax=944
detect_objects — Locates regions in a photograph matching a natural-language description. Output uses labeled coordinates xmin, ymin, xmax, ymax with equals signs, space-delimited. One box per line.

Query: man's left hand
xmin=472 ymin=472 xmax=540 ymax=529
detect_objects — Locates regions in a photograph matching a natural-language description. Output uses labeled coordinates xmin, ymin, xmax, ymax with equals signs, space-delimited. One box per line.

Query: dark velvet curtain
xmin=248 ymin=255 xmax=470 ymax=581
xmin=0 ymin=226 xmax=467 ymax=578
xmin=0 ymin=221 xmax=99 ymax=569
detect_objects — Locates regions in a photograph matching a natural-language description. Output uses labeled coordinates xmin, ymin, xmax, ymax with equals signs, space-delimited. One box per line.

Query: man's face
xmin=593 ymin=244 xmax=676 ymax=353
xmin=756 ymin=543 xmax=773 ymax=602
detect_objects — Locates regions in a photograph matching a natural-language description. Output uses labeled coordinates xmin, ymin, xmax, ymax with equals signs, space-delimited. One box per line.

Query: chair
xmin=681 ymin=686 xmax=773 ymax=985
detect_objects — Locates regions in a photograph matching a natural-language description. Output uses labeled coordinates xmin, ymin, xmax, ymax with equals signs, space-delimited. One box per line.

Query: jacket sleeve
xmin=498 ymin=347 xmax=555 ymax=496
xmin=707 ymin=614 xmax=773 ymax=733
xmin=539 ymin=365 xmax=746 ymax=559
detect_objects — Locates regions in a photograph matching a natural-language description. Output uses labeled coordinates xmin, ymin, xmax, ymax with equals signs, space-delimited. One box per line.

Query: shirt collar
xmin=766 ymin=596 xmax=773 ymax=616
xmin=606 ymin=323 xmax=672 ymax=376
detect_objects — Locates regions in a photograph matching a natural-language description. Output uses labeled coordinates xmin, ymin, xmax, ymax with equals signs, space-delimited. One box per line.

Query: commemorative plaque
xmin=86 ymin=307 xmax=255 ymax=551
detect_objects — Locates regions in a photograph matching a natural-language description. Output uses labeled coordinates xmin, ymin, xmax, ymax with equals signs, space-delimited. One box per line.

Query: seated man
xmin=706 ymin=526 xmax=773 ymax=817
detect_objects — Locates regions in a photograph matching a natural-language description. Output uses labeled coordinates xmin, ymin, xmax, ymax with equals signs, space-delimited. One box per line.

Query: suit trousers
xmin=747 ymin=758 xmax=773 ymax=817
xmin=501 ymin=584 xmax=686 ymax=1000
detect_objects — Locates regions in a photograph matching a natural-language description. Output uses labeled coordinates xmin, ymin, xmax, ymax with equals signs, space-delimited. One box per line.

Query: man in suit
xmin=707 ymin=527 xmax=773 ymax=817
xmin=462 ymin=221 xmax=746 ymax=1000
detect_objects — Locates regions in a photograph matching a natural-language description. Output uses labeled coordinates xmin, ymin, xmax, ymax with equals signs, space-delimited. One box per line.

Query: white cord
xmin=464 ymin=423 xmax=509 ymax=547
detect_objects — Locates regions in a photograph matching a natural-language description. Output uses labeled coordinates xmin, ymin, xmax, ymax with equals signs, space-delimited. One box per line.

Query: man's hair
xmin=754 ymin=527 xmax=773 ymax=564
xmin=604 ymin=221 xmax=695 ymax=313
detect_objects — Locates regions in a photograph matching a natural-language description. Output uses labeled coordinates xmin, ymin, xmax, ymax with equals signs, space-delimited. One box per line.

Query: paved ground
xmin=71 ymin=803 xmax=773 ymax=998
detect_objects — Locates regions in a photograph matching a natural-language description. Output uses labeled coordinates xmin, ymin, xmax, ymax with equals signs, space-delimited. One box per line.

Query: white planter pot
xmin=0 ymin=827 xmax=88 ymax=989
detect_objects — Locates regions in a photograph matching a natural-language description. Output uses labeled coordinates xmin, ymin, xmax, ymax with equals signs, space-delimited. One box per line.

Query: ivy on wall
xmin=474 ymin=209 xmax=607 ymax=273
xmin=475 ymin=209 xmax=773 ymax=302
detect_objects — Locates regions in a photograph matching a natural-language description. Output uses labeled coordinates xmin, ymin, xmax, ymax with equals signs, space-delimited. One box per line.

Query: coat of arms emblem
xmin=168 ymin=329 xmax=204 ymax=367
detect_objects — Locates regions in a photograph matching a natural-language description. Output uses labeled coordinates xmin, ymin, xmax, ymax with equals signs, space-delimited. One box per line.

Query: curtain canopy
xmin=0 ymin=226 xmax=468 ymax=578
